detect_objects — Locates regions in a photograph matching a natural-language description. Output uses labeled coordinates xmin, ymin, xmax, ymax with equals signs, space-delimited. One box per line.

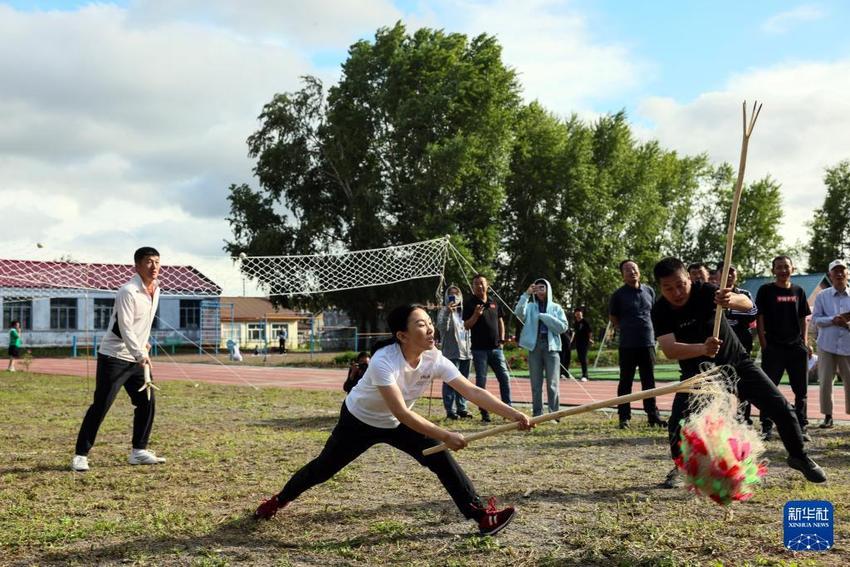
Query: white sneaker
xmin=128 ymin=449 xmax=166 ymax=465
xmin=71 ymin=455 xmax=89 ymax=472
xmin=580 ymin=377 xmax=588 ymax=382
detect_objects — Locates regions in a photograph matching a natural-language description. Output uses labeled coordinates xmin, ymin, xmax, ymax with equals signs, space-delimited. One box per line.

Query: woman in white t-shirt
xmin=255 ymin=304 xmax=534 ymax=536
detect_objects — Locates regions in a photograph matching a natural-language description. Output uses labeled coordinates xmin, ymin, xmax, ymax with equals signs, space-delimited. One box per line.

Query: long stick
xmin=423 ymin=368 xmax=720 ymax=456
xmin=712 ymin=101 xmax=762 ymax=339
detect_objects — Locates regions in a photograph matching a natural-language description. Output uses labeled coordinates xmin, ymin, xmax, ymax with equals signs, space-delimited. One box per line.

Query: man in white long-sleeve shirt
xmin=71 ymin=247 xmax=166 ymax=472
xmin=814 ymin=259 xmax=850 ymax=429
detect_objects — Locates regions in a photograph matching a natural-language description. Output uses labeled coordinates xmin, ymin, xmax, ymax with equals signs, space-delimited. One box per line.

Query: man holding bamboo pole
xmin=650 ymin=257 xmax=826 ymax=488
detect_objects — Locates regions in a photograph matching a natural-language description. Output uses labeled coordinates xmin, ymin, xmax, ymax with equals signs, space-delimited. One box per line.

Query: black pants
xmin=575 ymin=340 xmax=590 ymax=377
xmin=761 ymin=342 xmax=808 ymax=429
xmin=277 ymin=403 xmax=484 ymax=519
xmin=617 ymin=347 xmax=660 ymax=421
xmin=668 ymin=359 xmax=805 ymax=461
xmin=75 ymin=354 xmax=155 ymax=455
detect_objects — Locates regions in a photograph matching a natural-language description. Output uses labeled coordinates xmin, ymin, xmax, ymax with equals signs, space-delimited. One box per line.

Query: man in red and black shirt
xmin=755 ymin=255 xmax=811 ymax=440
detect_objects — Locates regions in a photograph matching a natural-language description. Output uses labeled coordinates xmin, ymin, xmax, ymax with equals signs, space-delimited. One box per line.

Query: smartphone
xmin=448 ymin=294 xmax=457 ymax=304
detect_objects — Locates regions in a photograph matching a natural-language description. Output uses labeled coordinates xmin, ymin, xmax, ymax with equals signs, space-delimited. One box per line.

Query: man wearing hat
xmin=812 ymin=259 xmax=850 ymax=429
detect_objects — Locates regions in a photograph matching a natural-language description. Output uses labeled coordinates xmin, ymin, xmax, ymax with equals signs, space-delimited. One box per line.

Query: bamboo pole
xmin=423 ymin=367 xmax=723 ymax=456
xmin=711 ymin=101 xmax=762 ymax=339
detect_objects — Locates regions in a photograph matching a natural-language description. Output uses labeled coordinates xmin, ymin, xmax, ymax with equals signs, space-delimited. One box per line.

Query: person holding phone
xmin=515 ymin=279 xmax=568 ymax=417
xmin=438 ymin=286 xmax=473 ymax=419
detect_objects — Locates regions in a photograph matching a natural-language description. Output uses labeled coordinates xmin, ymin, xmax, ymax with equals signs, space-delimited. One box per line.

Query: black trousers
xmin=668 ymin=359 xmax=805 ymax=461
xmin=278 ymin=403 xmax=484 ymax=519
xmin=761 ymin=342 xmax=809 ymax=429
xmin=617 ymin=347 xmax=660 ymax=421
xmin=575 ymin=340 xmax=590 ymax=377
xmin=75 ymin=354 xmax=155 ymax=455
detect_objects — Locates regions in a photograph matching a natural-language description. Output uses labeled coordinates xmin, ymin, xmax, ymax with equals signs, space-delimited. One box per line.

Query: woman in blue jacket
xmin=515 ymin=279 xmax=569 ymax=416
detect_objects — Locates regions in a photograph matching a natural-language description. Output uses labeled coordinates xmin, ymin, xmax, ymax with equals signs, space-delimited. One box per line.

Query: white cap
xmin=829 ymin=259 xmax=847 ymax=271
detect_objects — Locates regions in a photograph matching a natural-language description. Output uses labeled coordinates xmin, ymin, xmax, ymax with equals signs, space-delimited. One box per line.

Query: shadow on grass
xmin=0 ymin=463 xmax=70 ymax=475
xmin=534 ymin=434 xmax=667 ymax=450
xmin=37 ymin=502 xmax=466 ymax=565
xmin=250 ymin=414 xmax=340 ymax=430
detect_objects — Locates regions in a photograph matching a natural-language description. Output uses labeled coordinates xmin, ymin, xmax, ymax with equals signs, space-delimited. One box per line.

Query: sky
xmin=2 ymin=0 xmax=849 ymax=291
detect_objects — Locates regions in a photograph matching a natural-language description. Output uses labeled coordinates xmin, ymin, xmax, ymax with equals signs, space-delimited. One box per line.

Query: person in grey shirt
xmin=608 ymin=259 xmax=665 ymax=429
xmin=438 ymin=286 xmax=473 ymax=419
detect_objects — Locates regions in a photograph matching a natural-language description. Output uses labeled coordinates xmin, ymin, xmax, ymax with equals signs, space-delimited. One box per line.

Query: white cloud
xmin=436 ymin=0 xmax=645 ymax=116
xmin=0 ymin=2 xmax=322 ymax=289
xmin=638 ymin=58 xmax=850 ymax=250
xmin=762 ymin=4 xmax=824 ymax=34
xmin=127 ymin=0 xmax=401 ymax=47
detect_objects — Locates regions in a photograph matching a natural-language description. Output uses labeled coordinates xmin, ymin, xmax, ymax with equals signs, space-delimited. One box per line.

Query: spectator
xmin=572 ymin=307 xmax=593 ymax=381
xmin=515 ymin=279 xmax=568 ymax=417
xmin=756 ymin=255 xmax=811 ymax=441
xmin=463 ymin=274 xmax=512 ymax=423
xmin=7 ymin=320 xmax=21 ymax=372
xmin=609 ymin=260 xmax=666 ymax=428
xmin=437 ymin=286 xmax=473 ymax=419
xmin=687 ymin=262 xmax=710 ymax=284
xmin=813 ymin=259 xmax=850 ymax=429
xmin=343 ymin=351 xmax=371 ymax=393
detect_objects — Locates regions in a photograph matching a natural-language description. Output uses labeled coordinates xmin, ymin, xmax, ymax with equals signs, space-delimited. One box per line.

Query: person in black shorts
xmin=756 ymin=255 xmax=812 ymax=440
xmin=7 ymin=320 xmax=22 ymax=372
xmin=650 ymin=257 xmax=825 ymax=488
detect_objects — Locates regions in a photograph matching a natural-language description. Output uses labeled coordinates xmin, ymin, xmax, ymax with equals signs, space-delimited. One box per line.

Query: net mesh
xmin=238 ymin=237 xmax=450 ymax=296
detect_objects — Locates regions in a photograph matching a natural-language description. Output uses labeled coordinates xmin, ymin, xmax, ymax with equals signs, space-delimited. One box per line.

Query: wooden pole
xmin=423 ymin=368 xmax=722 ymax=456
xmin=711 ymin=101 xmax=762 ymax=339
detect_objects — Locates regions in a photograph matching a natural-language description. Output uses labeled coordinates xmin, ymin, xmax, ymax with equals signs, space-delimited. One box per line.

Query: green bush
xmin=333 ymin=351 xmax=358 ymax=366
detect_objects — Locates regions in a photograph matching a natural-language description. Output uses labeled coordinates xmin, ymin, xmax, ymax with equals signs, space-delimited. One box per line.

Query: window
xmin=270 ymin=323 xmax=288 ymax=338
xmin=247 ymin=323 xmax=265 ymax=341
xmin=179 ymin=300 xmax=201 ymax=329
xmin=93 ymin=298 xmax=115 ymax=330
xmin=50 ymin=298 xmax=78 ymax=330
xmin=3 ymin=299 xmax=32 ymax=330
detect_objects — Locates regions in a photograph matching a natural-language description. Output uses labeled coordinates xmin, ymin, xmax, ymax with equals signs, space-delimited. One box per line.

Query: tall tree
xmin=226 ymin=23 xmax=520 ymax=327
xmin=807 ymin=160 xmax=850 ymax=272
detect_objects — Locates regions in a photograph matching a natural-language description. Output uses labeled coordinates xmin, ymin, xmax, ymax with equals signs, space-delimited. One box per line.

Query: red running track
xmin=26 ymin=358 xmax=847 ymax=422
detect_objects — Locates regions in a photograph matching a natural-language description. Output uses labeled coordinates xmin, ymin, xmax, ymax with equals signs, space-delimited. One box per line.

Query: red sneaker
xmin=475 ymin=497 xmax=516 ymax=536
xmin=254 ymin=496 xmax=288 ymax=520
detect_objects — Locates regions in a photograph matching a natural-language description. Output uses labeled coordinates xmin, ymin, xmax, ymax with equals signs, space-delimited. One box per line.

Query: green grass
xmin=1 ymin=372 xmax=848 ymax=566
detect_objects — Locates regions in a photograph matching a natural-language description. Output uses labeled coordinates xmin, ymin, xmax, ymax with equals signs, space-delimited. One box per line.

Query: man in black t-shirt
xmin=755 ymin=255 xmax=812 ymax=439
xmin=463 ymin=274 xmax=512 ymax=422
xmin=651 ymin=257 xmax=825 ymax=488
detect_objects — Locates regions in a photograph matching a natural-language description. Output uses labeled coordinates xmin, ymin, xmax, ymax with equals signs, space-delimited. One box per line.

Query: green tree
xmin=499 ymin=108 xmax=710 ymax=335
xmin=226 ymin=23 xmax=520 ymax=328
xmin=807 ymin=160 xmax=850 ymax=272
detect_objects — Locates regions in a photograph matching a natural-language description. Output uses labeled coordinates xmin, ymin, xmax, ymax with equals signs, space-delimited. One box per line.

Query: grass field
xmin=1 ymin=372 xmax=848 ymax=566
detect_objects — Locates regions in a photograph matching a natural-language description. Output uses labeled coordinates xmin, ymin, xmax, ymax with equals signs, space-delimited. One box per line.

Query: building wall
xmin=2 ymin=292 xmax=211 ymax=347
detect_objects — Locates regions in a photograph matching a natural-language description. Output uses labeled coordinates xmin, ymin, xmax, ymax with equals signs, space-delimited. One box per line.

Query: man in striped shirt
xmin=813 ymin=259 xmax=850 ymax=429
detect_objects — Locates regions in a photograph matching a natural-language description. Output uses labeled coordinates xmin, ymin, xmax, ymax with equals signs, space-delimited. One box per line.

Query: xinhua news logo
xmin=783 ymin=500 xmax=834 ymax=551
